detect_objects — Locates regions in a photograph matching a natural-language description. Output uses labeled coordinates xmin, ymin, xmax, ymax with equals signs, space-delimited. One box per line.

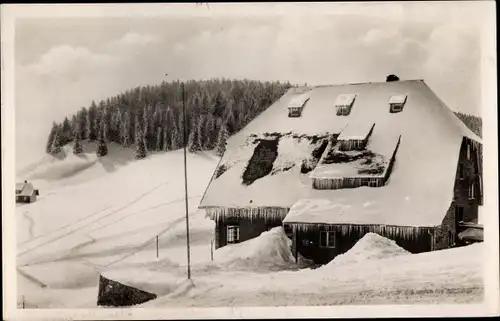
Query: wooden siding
xmin=205 ymin=206 xmax=290 ymax=223
xmin=286 ymin=222 xmax=434 ymax=264
xmin=338 ymin=124 xmax=375 ymax=151
xmin=214 ymin=216 xmax=284 ymax=249
xmin=312 ymin=176 xmax=384 ymax=190
xmin=434 ymin=137 xmax=482 ymax=249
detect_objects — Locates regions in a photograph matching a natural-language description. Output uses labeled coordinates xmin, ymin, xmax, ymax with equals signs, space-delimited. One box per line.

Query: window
xmin=458 ymin=163 xmax=465 ymax=180
xmin=389 ymin=95 xmax=407 ymax=113
xmin=390 ymin=103 xmax=404 ymax=113
xmin=319 ymin=231 xmax=336 ymax=248
xmin=335 ymin=94 xmax=356 ymax=116
xmin=336 ymin=107 xmax=351 ymax=116
xmin=227 ymin=225 xmax=240 ymax=244
xmin=469 ymin=182 xmax=475 ymax=200
xmin=288 ymin=107 xmax=302 ymax=117
xmin=288 ymin=95 xmax=309 ymax=118
xmin=455 ymin=206 xmax=464 ymax=223
xmin=368 ymin=179 xmax=379 ymax=187
xmin=467 ymin=143 xmax=471 ymax=160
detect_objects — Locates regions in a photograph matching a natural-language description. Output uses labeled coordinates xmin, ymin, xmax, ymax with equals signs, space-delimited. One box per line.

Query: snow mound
xmin=326 ymin=232 xmax=409 ymax=267
xmin=214 ymin=227 xmax=296 ymax=271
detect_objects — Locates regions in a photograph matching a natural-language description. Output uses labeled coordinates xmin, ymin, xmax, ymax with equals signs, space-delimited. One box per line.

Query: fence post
xmin=156 ymin=235 xmax=159 ymax=258
xmin=210 ymin=239 xmax=214 ymax=261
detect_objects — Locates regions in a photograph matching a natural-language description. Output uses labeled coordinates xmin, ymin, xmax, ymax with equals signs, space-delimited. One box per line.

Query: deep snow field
xmin=15 ymin=144 xmax=483 ymax=308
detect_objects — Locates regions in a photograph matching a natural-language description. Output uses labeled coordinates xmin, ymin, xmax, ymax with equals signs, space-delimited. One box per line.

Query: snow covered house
xmin=199 ymin=79 xmax=482 ymax=264
xmin=16 ymin=181 xmax=39 ymax=203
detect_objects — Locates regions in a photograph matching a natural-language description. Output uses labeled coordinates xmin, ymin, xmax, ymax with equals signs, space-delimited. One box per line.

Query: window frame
xmin=288 ymin=107 xmax=302 ymax=117
xmin=319 ymin=231 xmax=336 ymax=248
xmin=389 ymin=103 xmax=404 ymax=113
xmin=226 ymin=225 xmax=240 ymax=244
xmin=336 ymin=106 xmax=351 ymax=116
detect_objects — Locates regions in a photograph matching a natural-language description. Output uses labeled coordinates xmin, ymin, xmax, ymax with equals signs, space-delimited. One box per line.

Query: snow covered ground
xmin=16 ymin=144 xmax=483 ymax=308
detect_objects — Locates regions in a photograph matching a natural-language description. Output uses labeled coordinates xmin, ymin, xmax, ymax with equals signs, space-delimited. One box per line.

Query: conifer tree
xmin=86 ymin=101 xmax=98 ymax=141
xmin=50 ymin=127 xmax=62 ymax=155
xmin=121 ymin=111 xmax=131 ymax=147
xmin=188 ymin=114 xmax=202 ymax=153
xmin=171 ymin=124 xmax=180 ymax=150
xmin=216 ymin=122 xmax=228 ymax=156
xmin=155 ymin=127 xmax=162 ymax=151
xmin=100 ymin=108 xmax=109 ymax=142
xmin=46 ymin=122 xmax=58 ymax=154
xmin=203 ymin=116 xmax=215 ymax=150
xmin=135 ymin=126 xmax=148 ymax=159
xmin=96 ymin=127 xmax=108 ymax=157
xmin=73 ymin=128 xmax=83 ymax=155
xmin=71 ymin=115 xmax=78 ymax=138
xmin=163 ymin=128 xmax=170 ymax=151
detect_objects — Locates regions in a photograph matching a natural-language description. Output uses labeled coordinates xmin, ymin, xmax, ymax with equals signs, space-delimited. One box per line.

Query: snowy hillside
xmin=16 ymin=144 xmax=219 ymax=308
xmin=16 ymin=143 xmax=483 ymax=308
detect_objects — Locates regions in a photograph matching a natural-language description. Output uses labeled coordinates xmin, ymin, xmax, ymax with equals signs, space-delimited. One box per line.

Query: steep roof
xmin=17 ymin=182 xmax=35 ymax=197
xmin=200 ymin=80 xmax=481 ymax=227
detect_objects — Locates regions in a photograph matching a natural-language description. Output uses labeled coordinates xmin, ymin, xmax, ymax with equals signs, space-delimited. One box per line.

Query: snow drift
xmin=325 ymin=232 xmax=409 ymax=267
xmin=214 ymin=227 xmax=296 ymax=271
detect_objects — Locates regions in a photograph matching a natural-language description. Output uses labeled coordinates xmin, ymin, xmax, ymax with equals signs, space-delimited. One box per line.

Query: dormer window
xmin=287 ymin=94 xmax=309 ymax=118
xmin=335 ymin=94 xmax=356 ymax=116
xmin=389 ymin=94 xmax=407 ymax=113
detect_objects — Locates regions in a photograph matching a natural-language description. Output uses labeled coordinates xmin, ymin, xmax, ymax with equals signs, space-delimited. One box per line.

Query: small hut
xmin=16 ymin=181 xmax=38 ymax=203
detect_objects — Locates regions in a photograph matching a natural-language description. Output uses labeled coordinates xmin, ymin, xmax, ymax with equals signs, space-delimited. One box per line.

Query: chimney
xmin=386 ymin=74 xmax=400 ymax=82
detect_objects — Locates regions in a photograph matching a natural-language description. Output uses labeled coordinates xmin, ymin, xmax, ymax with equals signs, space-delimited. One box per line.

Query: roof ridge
xmin=311 ymin=79 xmax=424 ymax=89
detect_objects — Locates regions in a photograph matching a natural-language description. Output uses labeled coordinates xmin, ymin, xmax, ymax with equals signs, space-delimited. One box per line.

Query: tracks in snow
xmin=17 ymin=181 xmax=170 ymax=258
xmin=23 ymin=211 xmax=35 ymax=240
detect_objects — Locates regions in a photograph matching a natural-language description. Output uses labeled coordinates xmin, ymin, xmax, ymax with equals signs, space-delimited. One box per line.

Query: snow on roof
xmin=310 ymin=135 xmax=399 ymax=179
xmin=337 ymin=123 xmax=374 ymax=141
xmin=389 ymin=94 xmax=407 ymax=104
xmin=200 ymin=134 xmax=325 ymax=208
xmin=334 ymin=93 xmax=356 ymax=108
xmin=17 ymin=182 xmax=35 ymax=196
xmin=200 ymin=80 xmax=481 ymax=226
xmin=287 ymin=93 xmax=310 ymax=109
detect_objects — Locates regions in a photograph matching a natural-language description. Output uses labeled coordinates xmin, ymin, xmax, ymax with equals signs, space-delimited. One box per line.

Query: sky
xmin=12 ymin=2 xmax=490 ymax=168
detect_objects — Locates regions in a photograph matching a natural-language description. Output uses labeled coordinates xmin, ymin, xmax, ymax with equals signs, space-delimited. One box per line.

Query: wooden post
xmin=182 ymin=82 xmax=192 ymax=280
xmin=156 ymin=235 xmax=159 ymax=258
xmin=22 ymin=295 xmax=25 ymax=309
xmin=210 ymin=239 xmax=214 ymax=261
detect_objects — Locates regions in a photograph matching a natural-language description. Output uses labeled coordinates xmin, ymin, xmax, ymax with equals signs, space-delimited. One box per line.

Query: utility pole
xmin=181 ymin=82 xmax=192 ymax=280
xmin=164 ymin=76 xmax=191 ymax=280
xmin=156 ymin=235 xmax=159 ymax=258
